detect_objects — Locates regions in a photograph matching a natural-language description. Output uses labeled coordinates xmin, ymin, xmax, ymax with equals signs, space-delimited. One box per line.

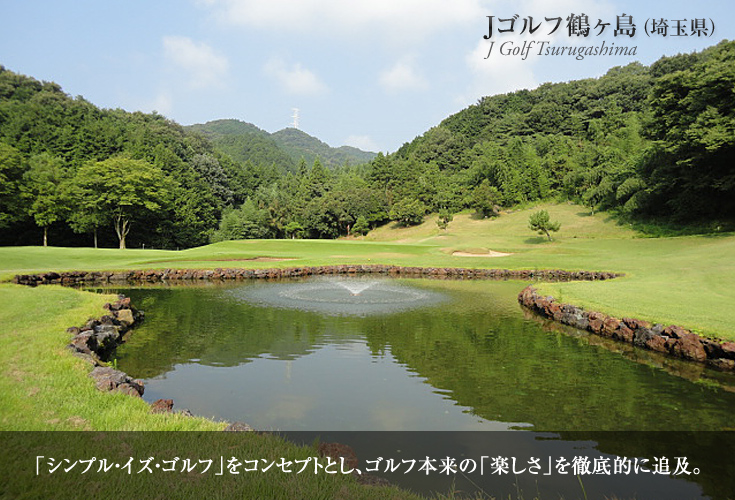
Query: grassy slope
xmin=366 ymin=204 xmax=735 ymax=339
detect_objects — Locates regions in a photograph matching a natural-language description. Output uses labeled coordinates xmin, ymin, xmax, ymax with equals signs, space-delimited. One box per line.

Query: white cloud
xmin=162 ymin=36 xmax=229 ymax=89
xmin=459 ymin=39 xmax=539 ymax=105
xmin=515 ymin=0 xmax=618 ymax=42
xmin=379 ymin=60 xmax=428 ymax=93
xmin=263 ymin=58 xmax=328 ymax=96
xmin=147 ymin=90 xmax=173 ymax=116
xmin=344 ymin=134 xmax=380 ymax=152
xmin=520 ymin=0 xmax=615 ymax=21
xmin=199 ymin=0 xmax=485 ymax=41
xmin=458 ymin=0 xmax=617 ymax=105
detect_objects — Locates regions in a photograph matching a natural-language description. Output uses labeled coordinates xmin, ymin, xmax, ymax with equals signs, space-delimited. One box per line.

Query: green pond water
xmin=111 ymin=277 xmax=735 ymax=432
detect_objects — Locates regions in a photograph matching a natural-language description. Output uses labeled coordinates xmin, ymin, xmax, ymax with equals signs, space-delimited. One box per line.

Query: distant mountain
xmin=271 ymin=127 xmax=377 ymax=168
xmin=188 ymin=119 xmax=296 ymax=172
xmin=188 ymin=119 xmax=377 ymax=171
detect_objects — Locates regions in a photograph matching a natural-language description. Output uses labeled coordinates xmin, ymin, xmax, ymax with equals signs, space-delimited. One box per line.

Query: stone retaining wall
xmin=66 ymin=296 xmax=147 ymax=396
xmin=14 ymin=265 xmax=622 ymax=286
xmin=518 ymin=286 xmax=735 ymax=372
xmin=66 ymin=295 xmax=201 ymax=418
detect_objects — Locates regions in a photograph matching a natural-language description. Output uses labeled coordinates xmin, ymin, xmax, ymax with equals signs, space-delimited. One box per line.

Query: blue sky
xmin=1 ymin=0 xmax=732 ymax=153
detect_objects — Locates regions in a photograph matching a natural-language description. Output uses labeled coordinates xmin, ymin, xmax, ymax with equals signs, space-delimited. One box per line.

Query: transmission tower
xmin=291 ymin=108 xmax=300 ymax=129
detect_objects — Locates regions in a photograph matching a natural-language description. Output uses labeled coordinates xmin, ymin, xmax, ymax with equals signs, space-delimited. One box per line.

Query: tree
xmin=389 ymin=197 xmax=427 ymax=226
xmin=640 ymin=40 xmax=735 ymax=219
xmin=528 ymin=209 xmax=561 ymax=241
xmin=284 ymin=221 xmax=304 ymax=239
xmin=72 ymin=157 xmax=172 ymax=249
xmin=437 ymin=211 xmax=453 ymax=230
xmin=0 ymin=142 xmax=24 ymax=229
xmin=189 ymin=153 xmax=234 ymax=206
xmin=470 ymin=179 xmax=501 ymax=218
xmin=210 ymin=200 xmax=270 ymax=242
xmin=21 ymin=153 xmax=70 ymax=246
xmin=352 ymin=215 xmax=370 ymax=236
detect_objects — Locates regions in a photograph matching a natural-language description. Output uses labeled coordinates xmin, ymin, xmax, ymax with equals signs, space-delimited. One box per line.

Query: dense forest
xmin=0 ymin=40 xmax=733 ymax=248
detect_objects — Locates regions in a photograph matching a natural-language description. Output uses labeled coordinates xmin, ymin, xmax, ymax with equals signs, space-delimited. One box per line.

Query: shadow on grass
xmin=523 ymin=237 xmax=552 ymax=244
xmin=468 ymin=212 xmax=498 ymax=221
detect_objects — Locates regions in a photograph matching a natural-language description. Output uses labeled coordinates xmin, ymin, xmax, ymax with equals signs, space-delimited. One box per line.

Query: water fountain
xmin=334 ymin=280 xmax=378 ymax=296
xmin=229 ymin=276 xmax=445 ymax=316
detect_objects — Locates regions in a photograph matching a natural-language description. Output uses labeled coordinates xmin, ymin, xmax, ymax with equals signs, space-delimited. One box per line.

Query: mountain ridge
xmin=187 ymin=119 xmax=376 ymax=171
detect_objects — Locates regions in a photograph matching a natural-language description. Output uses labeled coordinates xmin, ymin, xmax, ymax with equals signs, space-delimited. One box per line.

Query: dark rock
xmin=721 ymin=342 xmax=735 ymax=360
xmin=645 ymin=335 xmax=668 ymax=354
xmin=602 ymin=317 xmax=621 ymax=337
xmin=66 ymin=326 xmax=81 ymax=336
xmin=177 ymin=409 xmax=194 ymax=417
xmin=587 ymin=311 xmax=606 ymax=329
xmin=572 ymin=315 xmax=590 ymax=330
xmin=664 ymin=325 xmax=689 ymax=339
xmin=150 ymin=399 xmax=174 ymax=413
xmin=701 ymin=340 xmax=724 ymax=359
xmin=99 ymin=315 xmax=118 ymax=325
xmin=633 ymin=328 xmax=655 ymax=347
xmin=89 ymin=366 xmax=144 ymax=396
xmin=84 ymin=319 xmax=100 ymax=330
xmin=671 ymin=334 xmax=707 ymax=362
xmin=117 ymin=383 xmax=143 ymax=397
xmin=69 ymin=332 xmax=94 ymax=354
xmin=623 ymin=317 xmax=652 ymax=330
xmin=615 ymin=325 xmax=634 ymax=343
xmin=92 ymin=324 xmax=121 ymax=355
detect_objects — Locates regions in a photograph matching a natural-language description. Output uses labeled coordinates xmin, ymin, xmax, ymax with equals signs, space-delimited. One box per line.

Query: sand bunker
xmin=451 ymin=250 xmax=513 ymax=258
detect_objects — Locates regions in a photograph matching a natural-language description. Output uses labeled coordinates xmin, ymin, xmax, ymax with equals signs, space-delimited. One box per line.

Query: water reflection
xmin=111 ymin=278 xmax=735 ymax=433
xmin=229 ymin=276 xmax=446 ymax=316
xmin=101 ymin=277 xmax=735 ymax=499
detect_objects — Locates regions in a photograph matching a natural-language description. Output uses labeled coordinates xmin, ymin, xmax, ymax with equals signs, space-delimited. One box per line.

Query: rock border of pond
xmin=518 ymin=285 xmax=735 ymax=372
xmin=66 ymin=296 xmax=146 ymax=396
xmin=13 ymin=264 xmax=621 ymax=285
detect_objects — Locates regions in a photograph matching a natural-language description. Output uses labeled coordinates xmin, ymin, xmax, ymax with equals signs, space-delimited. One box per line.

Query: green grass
xmin=0 ymin=283 xmax=225 ymax=431
xmin=3 ymin=202 xmax=733 ymax=340
xmin=0 ymin=202 xmax=729 ymax=498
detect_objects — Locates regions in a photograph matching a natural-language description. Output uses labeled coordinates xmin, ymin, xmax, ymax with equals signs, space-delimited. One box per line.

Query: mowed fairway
xmin=2 ymin=202 xmax=734 ymax=340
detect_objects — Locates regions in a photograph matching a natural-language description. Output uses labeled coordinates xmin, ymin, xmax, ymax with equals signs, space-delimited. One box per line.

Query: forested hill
xmin=382 ymin=39 xmax=735 ymax=224
xmin=1 ymin=40 xmax=733 ymax=248
xmin=0 ymin=67 xmax=280 ymax=248
xmin=188 ymin=119 xmax=377 ymax=171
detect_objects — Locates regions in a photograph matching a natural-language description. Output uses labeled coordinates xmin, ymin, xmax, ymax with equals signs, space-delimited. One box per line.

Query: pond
xmin=106 ymin=277 xmax=735 ymax=498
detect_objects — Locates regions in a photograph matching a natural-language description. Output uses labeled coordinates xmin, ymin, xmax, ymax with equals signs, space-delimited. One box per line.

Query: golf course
xmin=3 ymin=201 xmax=735 ymax=431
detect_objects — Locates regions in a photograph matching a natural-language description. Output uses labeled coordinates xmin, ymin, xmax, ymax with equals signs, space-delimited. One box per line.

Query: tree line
xmin=1 ymin=40 xmax=733 ymax=248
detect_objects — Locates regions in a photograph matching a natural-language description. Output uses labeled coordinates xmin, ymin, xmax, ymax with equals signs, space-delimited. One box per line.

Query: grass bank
xmin=0 ymin=283 xmax=432 ymax=499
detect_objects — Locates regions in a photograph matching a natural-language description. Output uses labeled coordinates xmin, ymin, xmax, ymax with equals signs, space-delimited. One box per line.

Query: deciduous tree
xmin=72 ymin=157 xmax=172 ymax=249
